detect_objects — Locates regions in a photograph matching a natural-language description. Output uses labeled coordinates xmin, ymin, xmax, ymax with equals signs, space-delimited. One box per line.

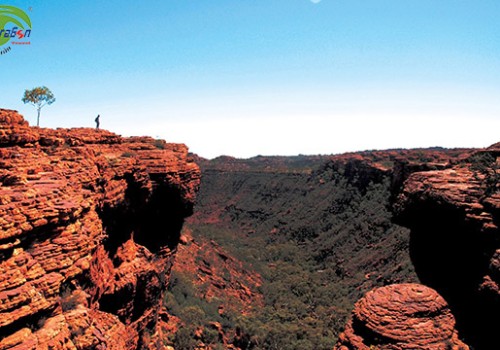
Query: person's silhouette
xmin=95 ymin=114 xmax=100 ymax=129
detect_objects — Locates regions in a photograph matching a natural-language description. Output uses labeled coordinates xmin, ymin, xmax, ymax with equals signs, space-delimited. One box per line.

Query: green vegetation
xmin=470 ymin=152 xmax=499 ymax=196
xmin=21 ymin=86 xmax=56 ymax=127
xmin=121 ymin=151 xmax=135 ymax=158
xmin=60 ymin=286 xmax=80 ymax=312
xmin=165 ymin=270 xmax=237 ymax=349
xmin=166 ymin=157 xmax=419 ymax=349
xmin=154 ymin=139 xmax=166 ymax=149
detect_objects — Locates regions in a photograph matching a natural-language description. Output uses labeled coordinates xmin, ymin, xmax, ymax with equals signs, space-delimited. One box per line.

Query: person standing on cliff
xmin=95 ymin=114 xmax=100 ymax=129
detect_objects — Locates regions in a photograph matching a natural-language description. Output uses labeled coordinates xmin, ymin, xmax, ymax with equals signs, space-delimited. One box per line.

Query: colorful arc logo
xmin=0 ymin=5 xmax=31 ymax=55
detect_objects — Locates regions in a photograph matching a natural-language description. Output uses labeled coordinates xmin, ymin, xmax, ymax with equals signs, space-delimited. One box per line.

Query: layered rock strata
xmin=0 ymin=109 xmax=200 ymax=349
xmin=393 ymin=145 xmax=499 ymax=349
xmin=337 ymin=145 xmax=499 ymax=350
xmin=334 ymin=283 xmax=468 ymax=350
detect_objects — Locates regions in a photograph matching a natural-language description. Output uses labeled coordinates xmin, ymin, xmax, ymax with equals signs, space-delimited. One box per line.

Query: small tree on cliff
xmin=22 ymin=86 xmax=56 ymax=127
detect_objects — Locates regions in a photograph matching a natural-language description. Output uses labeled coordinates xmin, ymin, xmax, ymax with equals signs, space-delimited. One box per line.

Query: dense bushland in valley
xmin=165 ymin=150 xmax=467 ymax=349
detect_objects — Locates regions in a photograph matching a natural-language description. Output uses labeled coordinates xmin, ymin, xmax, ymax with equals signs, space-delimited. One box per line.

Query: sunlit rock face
xmin=334 ymin=283 xmax=469 ymax=350
xmin=393 ymin=146 xmax=500 ymax=349
xmin=0 ymin=108 xmax=200 ymax=349
xmin=336 ymin=144 xmax=500 ymax=350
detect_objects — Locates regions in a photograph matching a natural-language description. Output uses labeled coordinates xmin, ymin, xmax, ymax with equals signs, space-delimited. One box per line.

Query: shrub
xmin=121 ymin=151 xmax=135 ymax=158
xmin=173 ymin=327 xmax=198 ymax=350
xmin=60 ymin=289 xmax=80 ymax=311
xmin=154 ymin=139 xmax=166 ymax=149
xmin=470 ymin=152 xmax=499 ymax=196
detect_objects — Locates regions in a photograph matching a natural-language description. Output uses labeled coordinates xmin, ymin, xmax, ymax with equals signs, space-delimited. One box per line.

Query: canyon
xmin=176 ymin=147 xmax=497 ymax=349
xmin=0 ymin=108 xmax=498 ymax=349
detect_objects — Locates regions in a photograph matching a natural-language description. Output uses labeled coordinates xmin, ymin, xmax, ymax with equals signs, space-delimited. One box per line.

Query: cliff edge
xmin=0 ymin=109 xmax=200 ymax=349
xmin=393 ymin=145 xmax=499 ymax=349
xmin=335 ymin=144 xmax=499 ymax=349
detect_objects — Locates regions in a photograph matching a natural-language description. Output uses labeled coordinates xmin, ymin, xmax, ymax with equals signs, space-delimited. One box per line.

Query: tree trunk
xmin=37 ymin=108 xmax=40 ymax=127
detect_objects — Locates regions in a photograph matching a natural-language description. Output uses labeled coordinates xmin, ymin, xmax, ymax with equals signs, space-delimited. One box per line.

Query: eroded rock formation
xmin=0 ymin=109 xmax=200 ymax=349
xmin=337 ymin=145 xmax=499 ymax=350
xmin=174 ymin=228 xmax=263 ymax=316
xmin=392 ymin=145 xmax=500 ymax=349
xmin=334 ymin=283 xmax=469 ymax=350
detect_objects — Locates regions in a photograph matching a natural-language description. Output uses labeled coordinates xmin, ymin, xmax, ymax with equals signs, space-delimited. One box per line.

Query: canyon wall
xmin=0 ymin=109 xmax=200 ymax=349
xmin=393 ymin=145 xmax=500 ymax=349
xmin=336 ymin=145 xmax=499 ymax=349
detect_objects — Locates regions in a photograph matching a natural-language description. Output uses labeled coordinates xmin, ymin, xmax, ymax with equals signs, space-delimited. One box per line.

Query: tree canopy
xmin=22 ymin=86 xmax=55 ymax=127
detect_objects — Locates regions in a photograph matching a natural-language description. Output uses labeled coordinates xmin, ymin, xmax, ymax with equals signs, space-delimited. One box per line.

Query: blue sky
xmin=2 ymin=0 xmax=500 ymax=158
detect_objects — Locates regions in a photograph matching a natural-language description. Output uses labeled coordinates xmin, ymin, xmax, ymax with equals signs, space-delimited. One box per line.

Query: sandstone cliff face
xmin=392 ymin=146 xmax=500 ymax=349
xmin=336 ymin=145 xmax=499 ymax=350
xmin=0 ymin=109 xmax=200 ymax=349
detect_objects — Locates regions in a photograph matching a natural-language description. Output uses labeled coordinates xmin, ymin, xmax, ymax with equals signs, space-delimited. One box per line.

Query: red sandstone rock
xmin=334 ymin=283 xmax=469 ymax=350
xmin=173 ymin=228 xmax=264 ymax=316
xmin=0 ymin=109 xmax=200 ymax=349
xmin=391 ymin=146 xmax=500 ymax=349
xmin=166 ymin=228 xmax=263 ymax=349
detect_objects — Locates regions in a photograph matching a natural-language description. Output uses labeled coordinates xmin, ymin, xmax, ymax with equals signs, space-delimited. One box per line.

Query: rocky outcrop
xmin=174 ymin=228 xmax=263 ymax=315
xmin=392 ymin=146 xmax=499 ymax=349
xmin=0 ymin=109 xmax=200 ymax=349
xmin=163 ymin=229 xmax=263 ymax=349
xmin=335 ymin=144 xmax=499 ymax=350
xmin=334 ymin=283 xmax=469 ymax=350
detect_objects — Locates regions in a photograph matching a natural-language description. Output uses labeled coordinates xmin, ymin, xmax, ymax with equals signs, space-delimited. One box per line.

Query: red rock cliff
xmin=392 ymin=145 xmax=500 ymax=349
xmin=0 ymin=109 xmax=200 ymax=349
xmin=336 ymin=144 xmax=499 ymax=350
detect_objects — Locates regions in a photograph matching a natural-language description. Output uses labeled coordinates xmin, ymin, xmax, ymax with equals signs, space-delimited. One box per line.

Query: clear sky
xmin=2 ymin=0 xmax=500 ymax=158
